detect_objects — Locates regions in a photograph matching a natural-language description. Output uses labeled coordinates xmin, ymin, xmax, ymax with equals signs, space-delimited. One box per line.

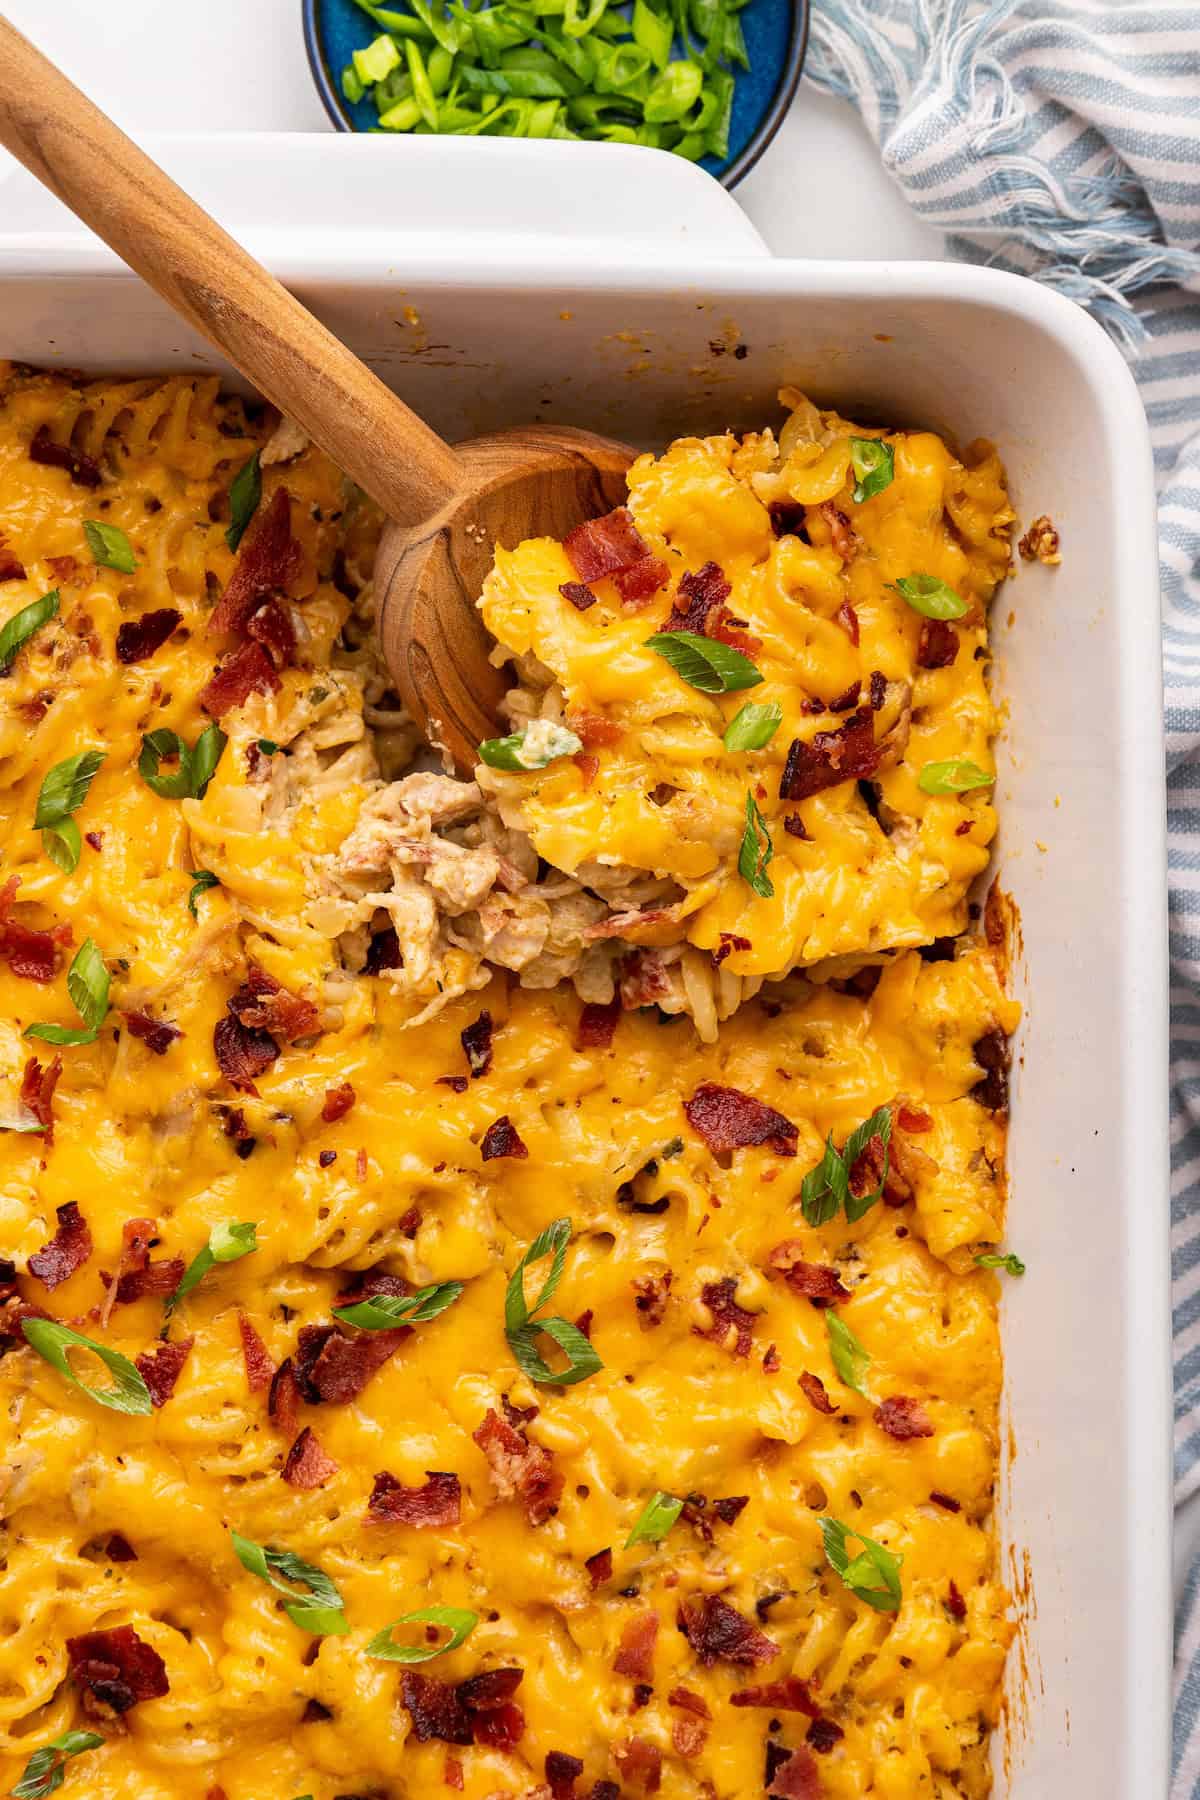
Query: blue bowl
xmin=304 ymin=0 xmax=807 ymax=188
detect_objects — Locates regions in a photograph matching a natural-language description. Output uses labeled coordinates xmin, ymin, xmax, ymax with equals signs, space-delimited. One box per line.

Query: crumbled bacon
xmin=835 ymin=599 xmax=859 ymax=646
xmin=577 ymin=998 xmax=621 ymax=1049
xmin=875 ymin=1396 xmax=934 ymax=1440
xmin=0 ymin=542 xmax=25 ymax=581
xmin=461 ymin=1012 xmax=494 ymax=1078
xmin=828 ymin=680 xmax=860 ymax=713
xmin=766 ymin=1244 xmax=850 ymax=1308
xmin=731 ymin=1677 xmax=819 ymax=1715
xmin=115 ymin=608 xmax=182 ymax=664
xmin=46 ymin=554 xmax=81 ymax=583
xmin=560 ymin=580 xmax=598 ymax=611
xmin=135 ymin=1338 xmax=193 ymax=1407
xmin=666 ymin=561 xmax=732 ymax=634
xmin=27 ymin=1201 xmax=92 ymax=1290
xmin=574 ymin=751 xmax=600 ymax=787
xmin=103 ymin=1534 xmax=137 ymax=1562
xmin=679 ymin=1594 xmax=778 ymax=1667
xmin=672 ymin=1716 xmax=707 ymax=1758
xmin=930 ymin=1490 xmax=961 ymax=1512
xmin=613 ymin=555 xmax=669 ymax=606
xmin=282 ymin=1425 xmax=339 ymax=1488
xmin=818 ymin=501 xmax=857 ymax=562
xmin=780 ymin=709 xmax=879 ymax=802
xmin=480 ymin=1115 xmax=527 ymax=1161
xmin=473 ymin=1407 xmax=562 ymax=1525
xmin=613 ymin=1737 xmax=662 ymax=1794
xmin=229 ymin=965 xmax=320 ymax=1041
xmin=712 ymin=932 xmax=752 ymax=968
xmin=680 ymin=1492 xmax=748 ymax=1541
xmin=546 ymin=1751 xmax=585 ymax=1798
xmin=570 ymin=710 xmax=623 ymax=750
xmin=208 ymin=487 xmax=300 ymax=639
xmin=335 ymin=1269 xmax=409 ymax=1306
xmin=402 ymin=1674 xmax=474 ymax=1746
xmin=768 ymin=500 xmax=807 ymax=540
xmin=30 ymin=424 xmax=101 ymax=488
xmin=896 ymin=1104 xmax=933 ymax=1133
xmin=0 ymin=875 xmax=71 ymax=983
xmin=124 ymin=1009 xmax=183 ymax=1055
xmin=238 ymin=1313 xmax=275 ymax=1392
xmin=586 ymin=1547 xmax=613 ymax=1588
xmin=268 ymin=1358 xmax=301 ymax=1435
xmin=439 ymin=1075 xmax=468 ymax=1093
xmin=668 ymin=1687 xmax=710 ymax=1718
xmin=632 ymin=1271 xmax=672 ymax=1329
xmin=563 ymin=508 xmax=651 ymax=583
xmin=768 ymin=1746 xmax=822 ymax=1798
xmin=763 ymin=1343 xmax=782 ymax=1372
xmin=619 ymin=948 xmax=673 ymax=1008
xmin=916 ymin=618 xmax=959 ymax=669
xmin=67 ymin=1626 xmax=169 ymax=1715
xmin=972 ymin=1028 xmax=1010 ymax=1111
xmin=199 ymin=640 xmax=279 ymax=717
xmin=947 ymin=1579 xmax=967 ymax=1621
xmin=18 ymin=1051 xmax=62 ymax=1142
xmin=245 ymin=598 xmax=296 ymax=668
xmin=696 ymin=1277 xmax=757 ymax=1358
xmin=292 ymin=1320 xmax=409 ymax=1406
xmin=683 ymin=1083 xmax=798 ymax=1157
xmin=613 ymin=1610 xmax=658 ymax=1680
xmin=1017 ymin=514 xmax=1060 ymax=565
xmin=367 ymin=1469 xmax=462 ymax=1527
xmin=444 ymin=1758 xmax=464 ymax=1790
xmin=783 ymin=813 xmax=811 ymax=840
xmin=800 ymin=1371 xmax=836 ymax=1414
xmin=114 ymin=1255 xmax=186 ymax=1304
xmin=366 ymin=925 xmax=402 ymax=973
xmin=807 ymin=1718 xmax=844 ymax=1754
xmin=321 ymin=1081 xmax=356 ymax=1123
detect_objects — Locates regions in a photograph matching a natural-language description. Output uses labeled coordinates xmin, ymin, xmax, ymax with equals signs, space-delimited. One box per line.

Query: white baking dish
xmin=0 ymin=132 xmax=1171 ymax=1797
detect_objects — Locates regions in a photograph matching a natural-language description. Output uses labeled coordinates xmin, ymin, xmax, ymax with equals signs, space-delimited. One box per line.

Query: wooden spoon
xmin=0 ymin=17 xmax=634 ymax=771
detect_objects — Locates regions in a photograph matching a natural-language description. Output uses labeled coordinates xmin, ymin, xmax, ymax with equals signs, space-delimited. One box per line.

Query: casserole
xmin=0 ymin=133 xmax=1171 ymax=1796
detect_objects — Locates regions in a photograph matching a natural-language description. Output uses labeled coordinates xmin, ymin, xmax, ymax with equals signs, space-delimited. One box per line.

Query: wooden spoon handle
xmin=0 ymin=16 xmax=463 ymax=528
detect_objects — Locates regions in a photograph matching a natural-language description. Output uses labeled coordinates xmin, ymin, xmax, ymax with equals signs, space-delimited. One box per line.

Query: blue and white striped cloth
xmin=800 ymin=0 xmax=1200 ymax=1787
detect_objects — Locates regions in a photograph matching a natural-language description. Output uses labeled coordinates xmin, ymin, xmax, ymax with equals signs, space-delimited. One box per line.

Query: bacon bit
xmin=402 ymin=1672 xmax=473 ymax=1745
xmin=696 ymin=1277 xmax=757 ymax=1358
xmin=731 ymin=1677 xmax=819 ymax=1715
xmin=0 ymin=543 xmax=26 ymax=581
xmin=480 ymin=1114 xmax=527 ymax=1161
xmin=571 ymin=709 xmax=623 ymax=750
xmin=672 ymin=1716 xmax=707 ymax=1758
xmin=574 ymin=751 xmax=600 ymax=787
xmin=560 ymin=580 xmax=598 ymax=611
xmin=444 ymin=1758 xmax=465 ymax=1791
xmin=835 ymin=599 xmax=860 ymax=646
xmin=564 ymin=507 xmax=651 ymax=583
xmin=577 ymin=997 xmax=621 ymax=1049
xmin=827 ymin=680 xmax=860 ymax=713
xmin=946 ymin=1579 xmax=967 ymax=1621
xmin=1018 ymin=514 xmax=1060 ymax=565
xmin=115 ymin=608 xmax=182 ymax=664
xmin=27 ymin=1201 xmax=92 ymax=1289
xmin=712 ymin=932 xmax=752 ymax=968
xmin=897 ymin=1104 xmax=933 ymax=1133
xmin=366 ymin=925 xmax=401 ymax=973
xmin=684 ymin=1083 xmax=798 ymax=1157
xmin=200 ymin=640 xmax=279 ymax=717
xmin=768 ymin=500 xmax=808 ymax=540
xmin=780 ymin=709 xmax=879 ymax=801
xmin=30 ymin=424 xmax=102 ymax=489
xmin=367 ymin=1469 xmax=462 ymax=1527
xmin=972 ymin=1028 xmax=1010 ymax=1111
xmin=668 ymin=1687 xmax=710 ymax=1718
xmin=666 ymin=561 xmax=732 ymax=634
xmin=956 ymin=819 xmax=973 ymax=836
xmin=766 ymin=1244 xmax=850 ymax=1308
xmin=632 ymin=1271 xmax=672 ymax=1329
xmin=321 ymin=1081 xmax=356 ymax=1123
xmin=0 ymin=876 xmax=71 ymax=983
xmin=930 ymin=1490 xmax=961 ymax=1513
xmin=768 ymin=1747 xmax=822 ymax=1798
xmin=458 ymin=1667 xmax=525 ymax=1750
xmin=114 ymin=1256 xmax=186 ymax=1304
xmin=439 ymin=1074 xmax=468 ymax=1094
xmin=355 ymin=1147 xmax=368 ymax=1181
xmin=619 ymin=948 xmax=673 ymax=1008
xmin=335 ymin=1269 xmax=409 ymax=1307
xmin=763 ymin=1343 xmax=782 ymax=1373
xmin=800 ymin=1371 xmax=836 ymax=1414
xmin=546 ymin=1751 xmax=585 ymax=1799
xmin=713 ymin=1495 xmax=749 ymax=1525
xmin=104 ymin=1534 xmax=137 ymax=1562
xmin=268 ymin=1359 xmax=301 ymax=1435
xmin=807 ymin=1718 xmax=843 ymax=1754
xmin=245 ymin=598 xmax=296 ymax=668
xmin=293 ymin=1320 xmax=409 ymax=1406
xmin=461 ymin=1011 xmax=494 ymax=1078
xmin=875 ymin=1396 xmax=934 ymax=1440
xmin=783 ymin=813 xmax=811 ymax=841
xmin=19 ymin=1051 xmax=62 ymax=1142
xmin=282 ymin=1426 xmax=339 ymax=1489
xmin=473 ymin=1407 xmax=562 ymax=1525
xmin=613 ymin=1737 xmax=662 ymax=1794
xmin=586 ymin=1547 xmax=613 ymax=1588
xmin=613 ymin=1611 xmax=658 ymax=1681
xmin=46 ymin=554 xmax=81 ymax=583
xmin=230 ymin=965 xmax=320 ymax=1041
xmin=679 ymin=1595 xmax=778 ymax=1667
xmin=67 ymin=1626 xmax=169 ymax=1716
xmin=209 ymin=488 xmax=300 ymax=638
xmin=614 ymin=555 xmax=669 ymax=606
xmin=916 ymin=618 xmax=959 ymax=669
xmin=866 ymin=670 xmax=885 ymax=711
xmin=135 ymin=1338 xmax=193 ymax=1408
xmin=818 ymin=501 xmax=857 ymax=562
xmin=238 ymin=1313 xmax=275 ymax=1392
xmin=124 ymin=1009 xmax=183 ymax=1055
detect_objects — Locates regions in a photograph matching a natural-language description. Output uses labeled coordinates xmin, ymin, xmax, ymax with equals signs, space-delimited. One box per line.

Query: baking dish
xmin=0 ymin=131 xmax=1171 ymax=1797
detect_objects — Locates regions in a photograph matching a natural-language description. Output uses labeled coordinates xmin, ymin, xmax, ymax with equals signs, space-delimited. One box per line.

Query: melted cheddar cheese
xmin=0 ymin=369 xmax=1017 ymax=1800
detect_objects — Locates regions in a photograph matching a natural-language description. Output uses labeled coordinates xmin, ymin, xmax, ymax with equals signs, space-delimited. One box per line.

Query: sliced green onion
xmin=367 ymin=1606 xmax=478 ymax=1662
xmin=918 ymin=759 xmax=995 ymax=796
xmin=478 ymin=723 xmax=582 ymax=770
xmin=334 ymin=1279 xmax=464 ymax=1331
xmin=826 ymin=1312 xmax=869 ymax=1394
xmin=849 ymin=437 xmax=894 ymax=504
xmin=975 ymin=1251 xmax=1025 ymax=1277
xmin=0 ymin=589 xmax=59 ymax=672
xmin=11 ymin=1730 xmax=105 ymax=1799
xmin=21 ymin=1318 xmax=151 ymax=1415
xmin=187 ymin=869 xmax=220 ymax=917
xmin=26 ymin=937 xmax=110 ymax=1046
xmin=355 ymin=31 xmax=403 ymax=82
xmin=821 ymin=1517 xmax=902 ymax=1613
xmin=724 ymin=701 xmax=782 ymax=753
xmin=625 ymin=1489 xmax=683 ymax=1546
xmin=226 ymin=452 xmax=262 ymax=553
xmin=138 ymin=723 xmax=226 ymax=801
xmin=83 ymin=520 xmax=136 ymax=574
xmin=505 ymin=1217 xmax=604 ymax=1387
xmin=643 ymin=58 xmax=703 ymax=121
xmin=35 ymin=749 xmax=105 ymax=874
xmin=230 ymin=1531 xmax=349 ymax=1635
xmin=168 ymin=1221 xmax=258 ymax=1314
xmin=645 ymin=630 xmax=761 ymax=694
xmin=890 ymin=575 xmax=968 ymax=620
xmin=737 ymin=791 xmax=774 ymax=898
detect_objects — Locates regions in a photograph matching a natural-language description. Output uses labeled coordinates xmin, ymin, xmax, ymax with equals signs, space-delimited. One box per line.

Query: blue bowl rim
xmin=302 ymin=0 xmax=808 ymax=190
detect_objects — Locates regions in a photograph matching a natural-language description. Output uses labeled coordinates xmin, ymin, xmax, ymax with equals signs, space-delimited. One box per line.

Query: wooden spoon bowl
xmin=0 ymin=16 xmax=634 ymax=773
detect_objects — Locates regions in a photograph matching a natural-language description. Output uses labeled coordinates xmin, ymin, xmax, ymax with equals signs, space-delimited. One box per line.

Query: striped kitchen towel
xmin=800 ymin=0 xmax=1200 ymax=1787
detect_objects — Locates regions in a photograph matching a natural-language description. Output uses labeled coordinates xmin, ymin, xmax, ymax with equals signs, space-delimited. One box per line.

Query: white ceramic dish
xmin=0 ymin=133 xmax=1171 ymax=1798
